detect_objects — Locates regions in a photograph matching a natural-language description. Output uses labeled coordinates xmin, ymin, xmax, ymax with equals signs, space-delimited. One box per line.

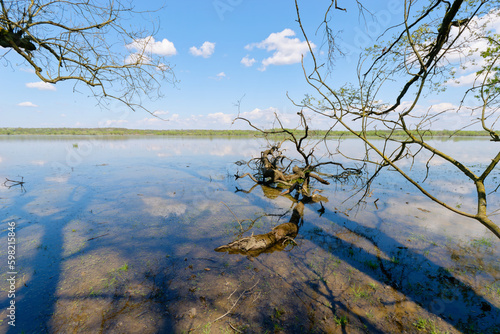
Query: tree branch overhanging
xmin=294 ymin=0 xmax=500 ymax=240
xmin=0 ymin=0 xmax=176 ymax=115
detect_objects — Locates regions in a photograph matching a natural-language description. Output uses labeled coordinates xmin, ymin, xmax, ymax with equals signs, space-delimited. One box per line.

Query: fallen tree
xmin=215 ymin=110 xmax=362 ymax=257
xmin=215 ymin=201 xmax=304 ymax=257
xmin=234 ymin=110 xmax=362 ymax=198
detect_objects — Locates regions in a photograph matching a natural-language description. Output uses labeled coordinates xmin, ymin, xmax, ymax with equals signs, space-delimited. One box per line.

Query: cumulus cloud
xmin=46 ymin=175 xmax=70 ymax=183
xmin=245 ymin=29 xmax=315 ymax=71
xmin=126 ymin=36 xmax=177 ymax=57
xmin=98 ymin=119 xmax=129 ymax=127
xmin=124 ymin=52 xmax=152 ymax=65
xmin=237 ymin=107 xmax=298 ymax=128
xmin=156 ymin=63 xmax=170 ymax=72
xmin=153 ymin=110 xmax=170 ymax=116
xmin=135 ymin=116 xmax=170 ymax=127
xmin=26 ymin=81 xmax=56 ymax=91
xmin=143 ymin=196 xmax=188 ymax=217
xmin=209 ymin=72 xmax=227 ymax=81
xmin=207 ymin=112 xmax=233 ymax=124
xmin=241 ymin=55 xmax=256 ymax=67
xmin=444 ymin=9 xmax=500 ymax=86
xmin=189 ymin=41 xmax=215 ymax=58
xmin=428 ymin=102 xmax=457 ymax=113
xmin=390 ymin=100 xmax=458 ymax=119
xmin=17 ymin=101 xmax=38 ymax=107
xmin=388 ymin=99 xmax=488 ymax=130
xmin=240 ymin=107 xmax=279 ymax=122
xmin=144 ymin=117 xmax=161 ymax=123
xmin=104 ymin=106 xmax=302 ymax=131
xmin=447 ymin=69 xmax=492 ymax=87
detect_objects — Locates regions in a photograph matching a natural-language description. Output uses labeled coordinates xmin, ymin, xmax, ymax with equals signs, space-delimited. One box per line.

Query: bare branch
xmin=295 ymin=0 xmax=500 ymax=239
xmin=0 ymin=0 xmax=176 ymax=114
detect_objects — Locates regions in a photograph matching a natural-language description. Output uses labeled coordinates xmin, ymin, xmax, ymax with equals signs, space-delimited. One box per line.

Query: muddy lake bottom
xmin=0 ymin=136 xmax=500 ymax=333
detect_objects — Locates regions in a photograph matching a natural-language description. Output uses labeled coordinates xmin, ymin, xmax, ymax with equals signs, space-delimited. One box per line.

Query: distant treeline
xmin=0 ymin=127 xmax=258 ymax=136
xmin=0 ymin=127 xmax=492 ymax=138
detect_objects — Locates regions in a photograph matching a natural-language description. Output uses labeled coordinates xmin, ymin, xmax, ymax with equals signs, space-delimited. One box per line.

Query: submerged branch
xmin=3 ymin=177 xmax=26 ymax=192
xmin=214 ymin=202 xmax=304 ymax=257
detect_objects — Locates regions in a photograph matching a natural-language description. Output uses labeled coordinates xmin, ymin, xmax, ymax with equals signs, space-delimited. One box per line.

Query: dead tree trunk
xmin=214 ymin=202 xmax=304 ymax=257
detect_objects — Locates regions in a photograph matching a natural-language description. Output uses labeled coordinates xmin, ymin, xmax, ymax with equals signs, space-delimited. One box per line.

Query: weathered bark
xmin=236 ymin=143 xmax=300 ymax=187
xmin=214 ymin=202 xmax=304 ymax=257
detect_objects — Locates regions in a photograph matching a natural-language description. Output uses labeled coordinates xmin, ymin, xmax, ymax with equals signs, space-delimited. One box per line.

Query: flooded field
xmin=0 ymin=136 xmax=499 ymax=333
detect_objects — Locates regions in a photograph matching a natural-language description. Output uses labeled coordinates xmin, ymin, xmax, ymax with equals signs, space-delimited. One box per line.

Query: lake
xmin=0 ymin=136 xmax=499 ymax=333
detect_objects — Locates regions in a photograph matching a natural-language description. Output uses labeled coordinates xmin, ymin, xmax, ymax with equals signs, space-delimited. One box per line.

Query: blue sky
xmin=1 ymin=0 xmax=499 ymax=130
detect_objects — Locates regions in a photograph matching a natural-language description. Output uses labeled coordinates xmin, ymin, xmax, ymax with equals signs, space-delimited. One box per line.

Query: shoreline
xmin=0 ymin=127 xmax=492 ymax=138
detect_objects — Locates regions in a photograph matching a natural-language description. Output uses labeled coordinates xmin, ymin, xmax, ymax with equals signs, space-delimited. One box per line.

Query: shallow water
xmin=0 ymin=136 xmax=499 ymax=333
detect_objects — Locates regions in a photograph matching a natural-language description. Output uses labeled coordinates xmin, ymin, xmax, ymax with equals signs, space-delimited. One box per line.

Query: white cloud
xmin=444 ymin=9 xmax=500 ymax=86
xmin=447 ymin=69 xmax=493 ymax=87
xmin=388 ymin=99 xmax=490 ymax=130
xmin=17 ymin=101 xmax=38 ymax=107
xmin=98 ymin=107 xmax=304 ymax=131
xmin=142 ymin=196 xmax=187 ymax=217
xmin=428 ymin=102 xmax=456 ymax=113
xmin=26 ymin=81 xmax=56 ymax=91
xmin=209 ymin=72 xmax=227 ymax=81
xmin=236 ymin=107 xmax=299 ymax=128
xmin=240 ymin=107 xmax=280 ymax=122
xmin=153 ymin=110 xmax=169 ymax=116
xmin=245 ymin=29 xmax=315 ymax=71
xmin=156 ymin=63 xmax=170 ymax=72
xmin=207 ymin=112 xmax=232 ymax=124
xmin=137 ymin=117 xmax=168 ymax=126
xmin=98 ymin=119 xmax=129 ymax=127
xmin=46 ymin=175 xmax=70 ymax=183
xmin=241 ymin=55 xmax=256 ymax=67
xmin=126 ymin=36 xmax=177 ymax=57
xmin=125 ymin=52 xmax=152 ymax=65
xmin=189 ymin=41 xmax=215 ymax=58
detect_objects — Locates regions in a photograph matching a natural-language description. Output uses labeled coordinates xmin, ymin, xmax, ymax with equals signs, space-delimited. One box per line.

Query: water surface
xmin=0 ymin=136 xmax=499 ymax=333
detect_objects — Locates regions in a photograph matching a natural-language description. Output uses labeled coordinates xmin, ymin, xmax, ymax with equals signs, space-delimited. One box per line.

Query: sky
xmin=1 ymin=0 xmax=499 ymax=131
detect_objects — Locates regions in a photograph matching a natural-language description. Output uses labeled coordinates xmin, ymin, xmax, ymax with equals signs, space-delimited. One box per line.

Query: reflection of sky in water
xmin=0 ymin=135 xmax=498 ymax=244
xmin=1 ymin=136 xmax=498 ymax=229
xmin=0 ymin=136 xmax=499 ymax=333
xmin=1 ymin=135 xmax=495 ymax=163
xmin=0 ymin=136 xmax=266 ymax=168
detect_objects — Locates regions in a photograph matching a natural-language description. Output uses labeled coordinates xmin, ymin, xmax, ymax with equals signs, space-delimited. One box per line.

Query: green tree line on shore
xmin=0 ymin=127 xmax=493 ymax=138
